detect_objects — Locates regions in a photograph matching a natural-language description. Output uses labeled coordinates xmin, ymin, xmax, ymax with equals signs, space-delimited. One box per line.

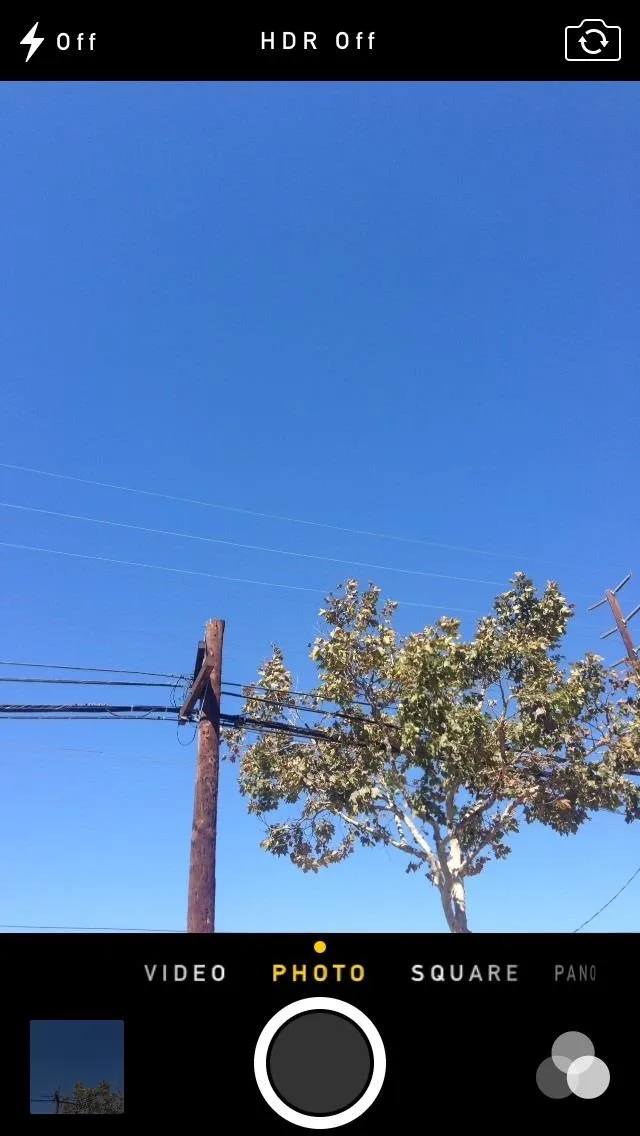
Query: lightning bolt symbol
xmin=20 ymin=22 xmax=45 ymax=62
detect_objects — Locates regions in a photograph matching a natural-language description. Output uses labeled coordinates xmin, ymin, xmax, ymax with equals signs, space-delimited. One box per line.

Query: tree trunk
xmin=439 ymin=836 xmax=471 ymax=932
xmin=449 ymin=878 xmax=470 ymax=932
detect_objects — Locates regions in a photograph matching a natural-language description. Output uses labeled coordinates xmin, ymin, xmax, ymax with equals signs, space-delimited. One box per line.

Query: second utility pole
xmin=589 ymin=574 xmax=640 ymax=671
xmin=187 ymin=618 xmax=225 ymax=933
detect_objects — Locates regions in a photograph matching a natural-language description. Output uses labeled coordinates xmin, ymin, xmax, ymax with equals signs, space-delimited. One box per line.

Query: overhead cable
xmin=0 ymin=459 xmax=626 ymax=572
xmin=0 ymin=501 xmax=504 ymax=587
xmin=0 ymin=542 xmax=489 ymax=610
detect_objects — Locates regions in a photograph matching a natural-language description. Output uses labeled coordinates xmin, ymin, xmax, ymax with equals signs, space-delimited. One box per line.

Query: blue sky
xmin=30 ymin=1019 xmax=124 ymax=1113
xmin=0 ymin=82 xmax=638 ymax=935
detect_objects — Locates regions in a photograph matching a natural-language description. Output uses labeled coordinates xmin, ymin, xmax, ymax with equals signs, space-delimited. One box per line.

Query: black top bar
xmin=1 ymin=14 xmax=637 ymax=80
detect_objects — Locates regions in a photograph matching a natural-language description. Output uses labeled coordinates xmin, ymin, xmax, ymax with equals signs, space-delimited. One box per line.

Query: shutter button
xmin=254 ymin=997 xmax=386 ymax=1128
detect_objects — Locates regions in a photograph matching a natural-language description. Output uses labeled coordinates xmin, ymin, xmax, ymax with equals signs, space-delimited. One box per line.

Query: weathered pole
xmin=187 ymin=619 xmax=225 ymax=932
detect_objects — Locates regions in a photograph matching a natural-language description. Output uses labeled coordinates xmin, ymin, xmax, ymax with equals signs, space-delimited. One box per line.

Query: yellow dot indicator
xmin=313 ymin=940 xmax=327 ymax=954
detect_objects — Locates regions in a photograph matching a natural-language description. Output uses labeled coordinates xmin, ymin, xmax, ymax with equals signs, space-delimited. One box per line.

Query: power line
xmin=8 ymin=700 xmax=636 ymax=772
xmin=0 ymin=541 xmax=608 ymax=618
xmin=0 ymin=677 xmax=179 ymax=687
xmin=221 ymin=686 xmax=386 ymax=728
xmin=0 ymin=703 xmax=182 ymax=714
xmin=5 ymin=923 xmax=182 ymax=932
xmin=8 ymin=883 xmax=636 ymax=933
xmin=224 ymin=680 xmax=342 ymax=697
xmin=235 ymin=714 xmax=349 ymax=743
xmin=0 ymin=715 xmax=178 ymax=720
xmin=0 ymin=500 xmax=504 ymax=587
xmin=6 ymin=697 xmax=636 ymax=770
xmin=0 ymin=541 xmax=492 ymax=610
xmin=4 ymin=676 xmax=632 ymax=740
xmin=0 ymin=660 xmax=433 ymax=723
xmin=0 ymin=700 xmax=360 ymax=745
xmin=0 ymin=498 xmax=611 ymax=601
xmin=573 ymin=865 xmax=640 ymax=932
xmin=0 ymin=459 xmax=624 ymax=572
xmin=0 ymin=659 xmax=183 ymax=679
xmin=8 ymin=871 xmax=639 ymax=934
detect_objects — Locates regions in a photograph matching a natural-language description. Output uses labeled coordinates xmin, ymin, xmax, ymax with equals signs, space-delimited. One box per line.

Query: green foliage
xmin=60 ymin=1081 xmax=124 ymax=1114
xmin=225 ymin=575 xmax=640 ymax=928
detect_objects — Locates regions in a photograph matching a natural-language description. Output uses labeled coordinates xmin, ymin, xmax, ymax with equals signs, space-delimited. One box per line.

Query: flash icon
xmin=20 ymin=21 xmax=45 ymax=62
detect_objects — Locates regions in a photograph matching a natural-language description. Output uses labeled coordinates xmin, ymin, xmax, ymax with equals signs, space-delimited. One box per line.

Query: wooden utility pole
xmin=53 ymin=1090 xmax=60 ymax=1115
xmin=183 ymin=619 xmax=225 ymax=933
xmin=589 ymin=574 xmax=640 ymax=670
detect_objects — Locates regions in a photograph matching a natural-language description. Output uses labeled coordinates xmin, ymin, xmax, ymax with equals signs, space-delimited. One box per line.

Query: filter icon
xmin=536 ymin=1031 xmax=610 ymax=1099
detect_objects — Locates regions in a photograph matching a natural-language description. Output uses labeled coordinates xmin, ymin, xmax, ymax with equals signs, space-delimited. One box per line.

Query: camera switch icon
xmin=565 ymin=19 xmax=621 ymax=61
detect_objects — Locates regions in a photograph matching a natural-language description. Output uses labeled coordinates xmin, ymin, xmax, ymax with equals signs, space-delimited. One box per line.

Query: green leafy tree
xmin=60 ymin=1081 xmax=124 ymax=1114
xmin=226 ymin=575 xmax=640 ymax=932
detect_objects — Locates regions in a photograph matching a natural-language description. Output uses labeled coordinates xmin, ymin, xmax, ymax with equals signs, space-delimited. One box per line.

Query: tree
xmin=226 ymin=574 xmax=640 ymax=932
xmin=60 ymin=1081 xmax=124 ymax=1114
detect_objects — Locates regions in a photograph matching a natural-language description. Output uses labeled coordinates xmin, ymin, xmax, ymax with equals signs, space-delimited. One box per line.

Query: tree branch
xmin=445 ymin=785 xmax=456 ymax=827
xmin=497 ymin=718 xmax=509 ymax=764
xmin=370 ymin=779 xmax=443 ymax=868
xmin=393 ymin=804 xmax=442 ymax=879
xmin=498 ymin=680 xmax=511 ymax=717
xmin=457 ymin=791 xmax=498 ymax=831
xmin=460 ymin=797 xmax=526 ymax=873
xmin=336 ymin=811 xmax=425 ymax=858
xmin=371 ymin=774 xmax=444 ymax=879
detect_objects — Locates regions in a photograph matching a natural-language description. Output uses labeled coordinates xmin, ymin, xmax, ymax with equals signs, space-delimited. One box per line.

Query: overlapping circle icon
xmin=536 ymin=1032 xmax=610 ymax=1099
